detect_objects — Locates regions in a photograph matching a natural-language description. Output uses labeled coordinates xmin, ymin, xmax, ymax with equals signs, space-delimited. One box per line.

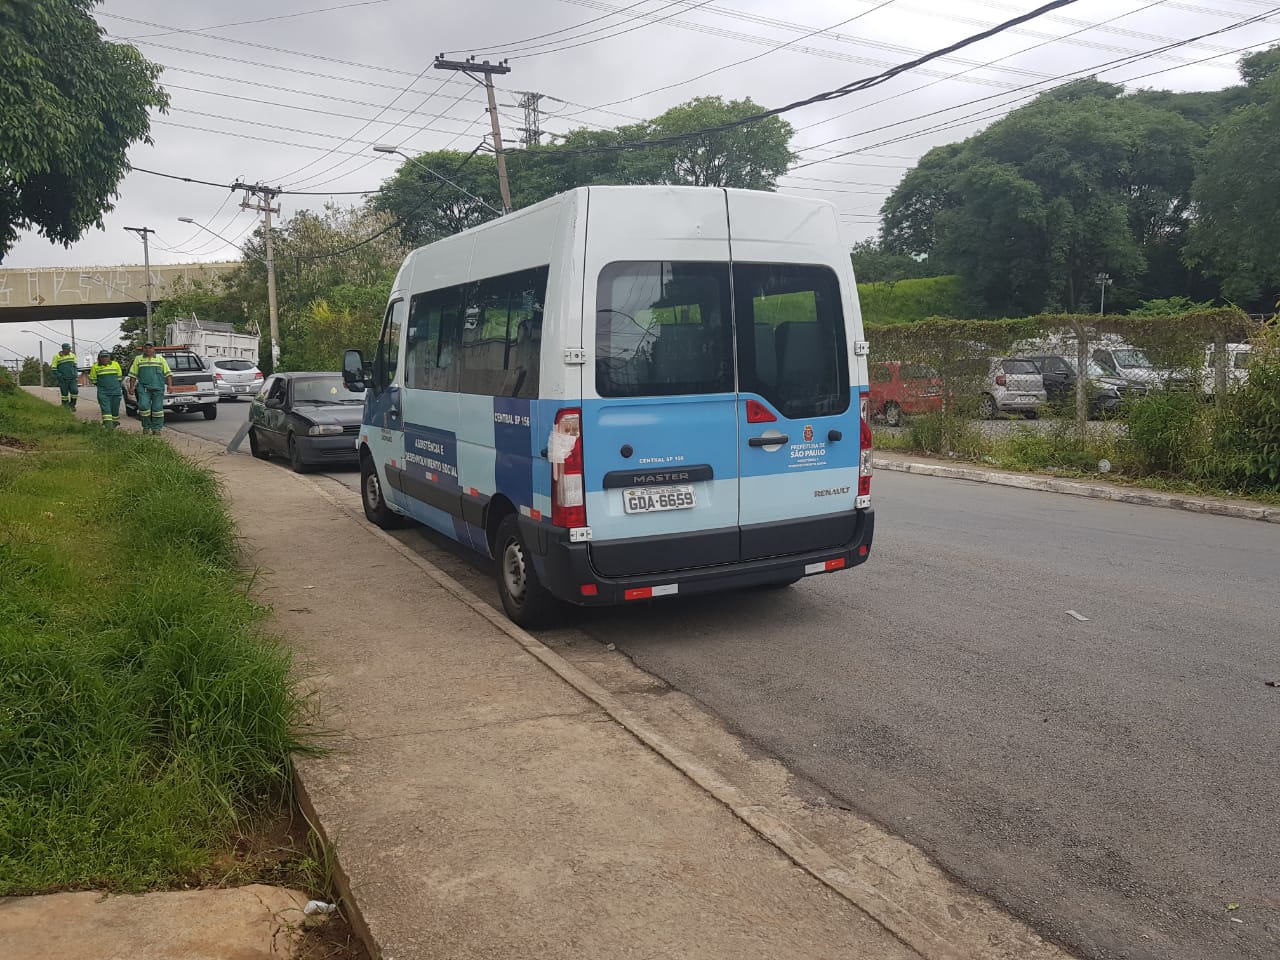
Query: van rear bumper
xmin=521 ymin=508 xmax=874 ymax=605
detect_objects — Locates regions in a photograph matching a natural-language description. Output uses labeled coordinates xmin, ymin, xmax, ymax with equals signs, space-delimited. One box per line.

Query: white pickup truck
xmin=124 ymin=347 xmax=220 ymax=421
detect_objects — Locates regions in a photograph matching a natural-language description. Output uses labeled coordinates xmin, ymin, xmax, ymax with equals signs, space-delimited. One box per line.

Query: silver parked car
xmin=210 ymin=357 xmax=264 ymax=400
xmin=977 ymin=357 xmax=1047 ymax=419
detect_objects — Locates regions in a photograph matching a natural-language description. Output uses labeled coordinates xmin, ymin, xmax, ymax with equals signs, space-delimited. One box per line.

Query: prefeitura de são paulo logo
xmin=802 ymin=424 xmax=814 ymax=442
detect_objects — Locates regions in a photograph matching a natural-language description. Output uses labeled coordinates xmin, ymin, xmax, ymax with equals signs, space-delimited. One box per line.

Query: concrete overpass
xmin=0 ymin=261 xmax=239 ymax=324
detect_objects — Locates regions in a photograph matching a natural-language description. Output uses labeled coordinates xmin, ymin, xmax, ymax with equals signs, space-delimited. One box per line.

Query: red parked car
xmin=868 ymin=361 xmax=943 ymax=426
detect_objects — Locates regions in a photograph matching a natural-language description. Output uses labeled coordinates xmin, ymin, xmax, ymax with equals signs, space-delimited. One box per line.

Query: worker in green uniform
xmin=127 ymin=343 xmax=173 ymax=434
xmin=89 ymin=351 xmax=124 ymax=428
xmin=52 ymin=343 xmax=79 ymax=409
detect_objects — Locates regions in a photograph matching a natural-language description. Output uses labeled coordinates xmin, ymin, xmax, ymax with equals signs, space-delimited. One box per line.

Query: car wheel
xmin=360 ymin=453 xmax=404 ymax=528
xmin=1023 ymin=409 xmax=1039 ymax=420
xmin=202 ymin=403 xmax=218 ymax=421
xmin=494 ymin=513 xmax=559 ymax=629
xmin=884 ymin=401 xmax=903 ymax=427
xmin=978 ymin=394 xmax=997 ymax=419
xmin=248 ymin=426 xmax=269 ymax=460
xmin=287 ymin=434 xmax=309 ymax=473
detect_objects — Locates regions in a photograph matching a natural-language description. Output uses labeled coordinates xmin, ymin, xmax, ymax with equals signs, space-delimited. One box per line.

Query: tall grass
xmin=0 ymin=390 xmax=308 ymax=893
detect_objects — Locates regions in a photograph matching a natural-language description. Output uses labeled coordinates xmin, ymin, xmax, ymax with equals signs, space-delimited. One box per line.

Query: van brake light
xmin=746 ymin=399 xmax=776 ymax=423
xmin=551 ymin=408 xmax=586 ymax=529
xmin=859 ymin=415 xmax=872 ymax=500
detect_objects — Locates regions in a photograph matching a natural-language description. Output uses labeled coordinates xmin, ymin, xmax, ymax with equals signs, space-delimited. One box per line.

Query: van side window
xmin=373 ymin=299 xmax=405 ymax=389
xmin=595 ymin=261 xmax=733 ymax=398
xmin=734 ymin=263 xmax=849 ymax=419
xmin=458 ymin=266 xmax=548 ymax=399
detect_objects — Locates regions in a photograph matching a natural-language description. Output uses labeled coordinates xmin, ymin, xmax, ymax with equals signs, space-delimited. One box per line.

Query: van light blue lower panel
xmin=738 ymin=470 xmax=858 ymax=526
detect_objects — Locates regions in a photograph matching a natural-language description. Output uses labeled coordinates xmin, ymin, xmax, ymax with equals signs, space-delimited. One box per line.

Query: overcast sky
xmin=3 ymin=0 xmax=1278 ymax=362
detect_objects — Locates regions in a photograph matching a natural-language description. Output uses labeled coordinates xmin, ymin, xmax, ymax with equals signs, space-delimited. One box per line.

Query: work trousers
xmin=136 ymin=386 xmax=166 ymax=433
xmin=57 ymin=375 xmax=79 ymax=408
xmin=97 ymin=391 xmax=122 ymax=428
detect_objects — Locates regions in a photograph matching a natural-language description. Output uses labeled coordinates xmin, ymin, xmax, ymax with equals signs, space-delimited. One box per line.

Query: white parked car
xmin=210 ymin=357 xmax=265 ymax=400
xmin=959 ymin=357 xmax=1047 ymax=419
xmin=1201 ymin=343 xmax=1251 ymax=397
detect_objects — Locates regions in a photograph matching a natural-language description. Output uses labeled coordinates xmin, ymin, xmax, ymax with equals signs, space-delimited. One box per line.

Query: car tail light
xmin=995 ymin=374 xmax=1007 ymax=386
xmin=746 ymin=399 xmax=776 ymax=423
xmin=254 ymin=371 xmax=264 ymax=379
xmin=213 ymin=372 xmax=223 ymax=380
xmin=551 ymin=408 xmax=586 ymax=529
xmin=858 ymin=415 xmax=872 ymax=499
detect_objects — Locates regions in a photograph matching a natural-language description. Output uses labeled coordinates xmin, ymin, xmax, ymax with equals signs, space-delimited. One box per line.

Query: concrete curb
xmin=873 ymin=456 xmax=1279 ymax=524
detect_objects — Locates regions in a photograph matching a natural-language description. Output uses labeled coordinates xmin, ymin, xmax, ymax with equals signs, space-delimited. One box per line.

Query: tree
xmin=613 ymin=97 xmax=793 ymax=189
xmin=18 ymin=356 xmax=52 ymax=386
xmin=1185 ymin=72 xmax=1280 ymax=308
xmin=372 ymin=150 xmax=503 ymax=248
xmin=849 ymin=240 xmax=934 ymax=283
xmin=881 ymin=80 xmax=1201 ymax=315
xmin=0 ymin=0 xmax=168 ymax=255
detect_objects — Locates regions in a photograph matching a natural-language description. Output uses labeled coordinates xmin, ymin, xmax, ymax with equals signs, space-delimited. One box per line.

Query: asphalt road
xmin=166 ymin=400 xmax=1280 ymax=960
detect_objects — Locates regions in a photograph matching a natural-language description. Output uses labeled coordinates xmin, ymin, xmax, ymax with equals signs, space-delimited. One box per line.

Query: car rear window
xmin=1002 ymin=359 xmax=1039 ymax=375
xmin=595 ymin=261 xmax=733 ymax=398
xmin=900 ymin=364 xmax=938 ymax=380
xmin=214 ymin=359 xmax=255 ymax=371
xmin=162 ymin=352 xmax=204 ymax=372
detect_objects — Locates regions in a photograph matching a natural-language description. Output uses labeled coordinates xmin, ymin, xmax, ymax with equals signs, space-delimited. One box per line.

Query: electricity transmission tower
xmin=515 ymin=92 xmax=544 ymax=148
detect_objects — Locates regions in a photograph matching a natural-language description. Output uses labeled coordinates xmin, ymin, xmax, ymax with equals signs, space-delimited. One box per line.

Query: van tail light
xmin=551 ymin=408 xmax=586 ymax=529
xmin=995 ymin=374 xmax=1007 ymax=386
xmin=746 ymin=399 xmax=776 ymax=423
xmin=858 ymin=415 xmax=872 ymax=499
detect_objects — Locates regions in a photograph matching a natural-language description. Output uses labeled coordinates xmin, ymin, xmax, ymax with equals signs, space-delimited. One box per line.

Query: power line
xmin=516 ymin=0 xmax=1089 ymax=158
xmin=443 ymin=0 xmax=654 ymax=56
xmin=494 ymin=0 xmax=717 ymax=60
xmin=113 ymin=0 xmax=397 ymax=40
xmin=794 ymin=0 xmax=1173 ymax=137
xmin=793 ymin=20 xmax=1280 ymax=172
xmin=555 ymin=0 xmax=902 ymax=119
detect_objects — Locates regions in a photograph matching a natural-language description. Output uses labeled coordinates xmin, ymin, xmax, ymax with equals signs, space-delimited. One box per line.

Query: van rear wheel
xmin=495 ymin=514 xmax=559 ymax=629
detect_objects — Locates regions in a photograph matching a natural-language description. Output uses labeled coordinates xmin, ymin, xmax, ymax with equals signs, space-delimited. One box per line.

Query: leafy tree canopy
xmin=0 ymin=0 xmax=168 ymax=255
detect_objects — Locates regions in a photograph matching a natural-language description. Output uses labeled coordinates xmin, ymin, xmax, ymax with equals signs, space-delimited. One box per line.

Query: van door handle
xmin=749 ymin=434 xmax=788 ymax=447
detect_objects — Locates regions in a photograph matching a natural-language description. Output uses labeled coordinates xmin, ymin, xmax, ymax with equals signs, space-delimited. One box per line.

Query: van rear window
xmin=735 ymin=263 xmax=849 ymax=419
xmin=595 ymin=262 xmax=733 ymax=398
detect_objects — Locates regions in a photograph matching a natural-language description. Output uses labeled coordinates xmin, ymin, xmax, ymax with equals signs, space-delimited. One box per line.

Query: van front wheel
xmin=495 ymin=514 xmax=559 ymax=629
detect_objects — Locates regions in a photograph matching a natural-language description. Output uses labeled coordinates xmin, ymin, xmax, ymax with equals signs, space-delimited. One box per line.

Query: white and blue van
xmin=343 ymin=186 xmax=875 ymax=626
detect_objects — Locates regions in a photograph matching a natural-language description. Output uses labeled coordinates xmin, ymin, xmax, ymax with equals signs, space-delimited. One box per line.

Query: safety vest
xmin=90 ymin=361 xmax=124 ymax=394
xmin=52 ymin=351 xmax=78 ymax=378
xmin=129 ymin=354 xmax=171 ymax=391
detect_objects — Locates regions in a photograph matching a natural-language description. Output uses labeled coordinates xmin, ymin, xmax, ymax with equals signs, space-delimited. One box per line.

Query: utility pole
xmin=1096 ymin=272 xmax=1113 ymax=315
xmin=38 ymin=341 xmax=45 ymax=388
xmin=124 ymin=226 xmax=155 ymax=343
xmin=233 ymin=182 xmax=282 ymax=368
xmin=514 ymin=91 xmax=543 ymax=147
xmin=433 ymin=56 xmax=513 ymax=214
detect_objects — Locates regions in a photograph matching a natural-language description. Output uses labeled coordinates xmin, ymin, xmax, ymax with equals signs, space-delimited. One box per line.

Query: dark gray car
xmin=248 ymin=372 xmax=364 ymax=472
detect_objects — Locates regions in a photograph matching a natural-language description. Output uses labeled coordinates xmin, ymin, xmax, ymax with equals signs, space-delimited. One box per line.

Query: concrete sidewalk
xmin=189 ymin=436 xmax=933 ymax=960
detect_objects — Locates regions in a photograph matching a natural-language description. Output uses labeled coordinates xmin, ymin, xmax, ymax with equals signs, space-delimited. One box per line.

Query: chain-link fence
xmin=866 ymin=310 xmax=1278 ymax=492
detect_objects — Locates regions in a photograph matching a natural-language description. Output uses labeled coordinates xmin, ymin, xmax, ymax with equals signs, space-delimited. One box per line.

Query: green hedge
xmin=856 ymin=275 xmax=971 ymax=326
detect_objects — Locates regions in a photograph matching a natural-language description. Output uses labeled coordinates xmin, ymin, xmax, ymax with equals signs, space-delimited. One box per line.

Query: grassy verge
xmin=873 ymin=414 xmax=1280 ymax=507
xmin=0 ymin=387 xmax=310 ymax=894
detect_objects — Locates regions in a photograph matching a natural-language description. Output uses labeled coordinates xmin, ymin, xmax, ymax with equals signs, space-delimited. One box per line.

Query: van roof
xmin=402 ymin=185 xmax=839 ymax=256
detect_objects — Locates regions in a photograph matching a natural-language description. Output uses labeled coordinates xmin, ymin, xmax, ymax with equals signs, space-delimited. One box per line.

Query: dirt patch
xmin=0 ymin=434 xmax=35 ymax=453
xmin=197 ymin=806 xmax=368 ymax=960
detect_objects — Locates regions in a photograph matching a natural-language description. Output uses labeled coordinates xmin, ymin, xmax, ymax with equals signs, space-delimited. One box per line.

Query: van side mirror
xmin=343 ymin=349 xmax=368 ymax=390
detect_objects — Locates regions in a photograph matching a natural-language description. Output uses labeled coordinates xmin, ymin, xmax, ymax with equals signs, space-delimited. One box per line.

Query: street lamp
xmin=176 ymin=217 xmax=265 ymax=261
xmin=1096 ymin=272 xmax=1113 ymax=315
xmin=372 ymin=144 xmax=503 ymax=215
